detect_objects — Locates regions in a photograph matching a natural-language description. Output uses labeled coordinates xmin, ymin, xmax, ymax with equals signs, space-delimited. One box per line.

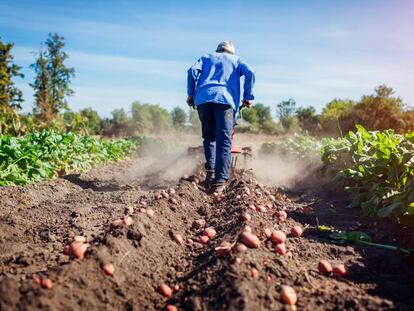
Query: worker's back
xmin=188 ymin=52 xmax=250 ymax=110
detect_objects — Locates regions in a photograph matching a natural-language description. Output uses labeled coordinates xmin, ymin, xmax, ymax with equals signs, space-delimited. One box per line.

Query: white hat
xmin=216 ymin=41 xmax=235 ymax=55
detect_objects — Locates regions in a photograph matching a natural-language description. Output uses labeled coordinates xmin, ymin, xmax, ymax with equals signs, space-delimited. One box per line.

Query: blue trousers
xmin=197 ymin=103 xmax=234 ymax=183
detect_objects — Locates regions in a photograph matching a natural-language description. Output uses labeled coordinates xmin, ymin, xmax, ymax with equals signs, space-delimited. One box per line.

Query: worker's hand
xmin=242 ymin=99 xmax=252 ymax=108
xmin=187 ymin=96 xmax=195 ymax=107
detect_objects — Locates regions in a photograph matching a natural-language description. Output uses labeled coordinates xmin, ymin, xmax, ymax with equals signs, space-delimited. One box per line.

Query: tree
xmin=276 ymin=99 xmax=297 ymax=130
xmin=320 ymin=99 xmax=355 ymax=136
xmin=79 ymin=108 xmax=101 ymax=134
xmin=0 ymin=37 xmax=24 ymax=134
xmin=131 ymin=101 xmax=153 ymax=133
xmin=241 ymin=107 xmax=259 ymax=126
xmin=352 ymin=85 xmax=404 ymax=131
xmin=31 ymin=33 xmax=75 ymax=122
xmin=296 ymin=106 xmax=319 ymax=134
xmin=253 ymin=103 xmax=272 ymax=124
xmin=171 ymin=106 xmax=187 ymax=129
xmin=30 ymin=51 xmax=52 ymax=122
xmin=111 ymin=108 xmax=130 ymax=136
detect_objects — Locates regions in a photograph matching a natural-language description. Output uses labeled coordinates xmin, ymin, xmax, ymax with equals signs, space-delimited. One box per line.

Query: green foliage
xmin=31 ymin=33 xmax=75 ymax=122
xmin=0 ymin=37 xmax=24 ymax=110
xmin=296 ymin=106 xmax=319 ymax=134
xmin=171 ymin=106 xmax=187 ymax=129
xmin=260 ymin=134 xmax=324 ymax=161
xmin=276 ymin=98 xmax=296 ymax=130
xmin=0 ymin=37 xmax=24 ymax=135
xmin=0 ymin=130 xmax=139 ymax=186
xmin=321 ymin=125 xmax=414 ymax=223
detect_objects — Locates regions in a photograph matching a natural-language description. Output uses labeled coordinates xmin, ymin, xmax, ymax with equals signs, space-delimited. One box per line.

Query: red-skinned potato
xmin=159 ymin=283 xmax=172 ymax=298
xmin=41 ymin=278 xmax=53 ymax=289
xmin=103 ymin=263 xmax=115 ymax=276
xmin=242 ymin=225 xmax=252 ymax=233
xmin=240 ymin=232 xmax=261 ymax=248
xmin=146 ymin=209 xmax=154 ymax=217
xmin=250 ymin=268 xmax=259 ymax=278
xmin=123 ymin=216 xmax=134 ymax=226
xmin=69 ymin=241 xmax=89 ymax=259
xmin=73 ymin=236 xmax=86 ymax=242
xmin=166 ymin=305 xmax=178 ymax=311
xmin=270 ymin=230 xmax=286 ymax=245
xmin=280 ymin=285 xmax=297 ymax=305
xmin=291 ymin=226 xmax=303 ymax=237
xmin=199 ymin=236 xmax=209 ymax=245
xmin=173 ymin=234 xmax=183 ymax=245
xmin=204 ymin=227 xmax=216 ymax=238
xmin=318 ymin=260 xmax=333 ymax=274
xmin=332 ymin=264 xmax=347 ymax=277
xmin=275 ymin=243 xmax=287 ymax=255
xmin=257 ymin=205 xmax=267 ymax=213
xmin=233 ymin=243 xmax=248 ymax=253
xmin=241 ymin=212 xmax=251 ymax=222
xmin=264 ymin=228 xmax=272 ymax=238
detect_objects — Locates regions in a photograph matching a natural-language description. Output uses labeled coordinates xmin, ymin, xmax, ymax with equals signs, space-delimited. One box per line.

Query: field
xmin=1 ymin=132 xmax=413 ymax=311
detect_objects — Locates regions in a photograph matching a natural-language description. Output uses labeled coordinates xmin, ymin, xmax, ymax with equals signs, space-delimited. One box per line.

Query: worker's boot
xmin=204 ymin=170 xmax=214 ymax=189
xmin=210 ymin=181 xmax=226 ymax=194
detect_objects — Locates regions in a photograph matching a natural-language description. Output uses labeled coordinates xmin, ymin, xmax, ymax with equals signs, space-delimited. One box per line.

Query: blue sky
xmin=1 ymin=0 xmax=413 ymax=117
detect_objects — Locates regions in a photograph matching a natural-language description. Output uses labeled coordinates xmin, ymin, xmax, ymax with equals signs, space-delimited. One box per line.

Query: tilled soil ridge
xmin=1 ymin=160 xmax=413 ymax=310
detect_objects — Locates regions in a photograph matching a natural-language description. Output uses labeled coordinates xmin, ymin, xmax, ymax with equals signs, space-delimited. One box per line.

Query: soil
xmin=1 ymin=156 xmax=414 ymax=311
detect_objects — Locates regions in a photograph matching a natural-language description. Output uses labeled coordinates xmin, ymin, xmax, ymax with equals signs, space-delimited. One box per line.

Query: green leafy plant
xmin=321 ymin=125 xmax=414 ymax=223
xmin=0 ymin=130 xmax=141 ymax=186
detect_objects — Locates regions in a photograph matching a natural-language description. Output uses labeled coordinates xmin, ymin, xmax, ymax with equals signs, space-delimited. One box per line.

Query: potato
xmin=280 ymin=285 xmax=297 ymax=305
xmin=199 ymin=236 xmax=209 ymax=244
xmin=123 ymin=216 xmax=134 ymax=226
xmin=166 ymin=305 xmax=178 ymax=311
xmin=168 ymin=188 xmax=176 ymax=195
xmin=232 ymin=257 xmax=242 ymax=265
xmin=162 ymin=192 xmax=169 ymax=199
xmin=270 ymin=230 xmax=286 ymax=245
xmin=204 ymin=227 xmax=216 ymax=238
xmin=332 ymin=264 xmax=347 ymax=277
xmin=248 ymin=204 xmax=256 ymax=211
xmin=264 ymin=228 xmax=272 ymax=238
xmin=241 ymin=213 xmax=251 ymax=222
xmin=264 ymin=190 xmax=271 ymax=196
xmin=103 ymin=263 xmax=114 ymax=276
xmin=318 ymin=260 xmax=333 ymax=274
xmin=275 ymin=243 xmax=287 ymax=255
xmin=250 ymin=268 xmax=259 ymax=278
xmin=242 ymin=225 xmax=252 ymax=233
xmin=276 ymin=210 xmax=287 ymax=221
xmin=63 ymin=245 xmax=70 ymax=255
xmin=291 ymin=226 xmax=303 ymax=237
xmin=73 ymin=236 xmax=86 ymax=242
xmin=257 ymin=205 xmax=267 ymax=212
xmin=172 ymin=284 xmax=180 ymax=292
xmin=173 ymin=234 xmax=183 ymax=245
xmin=159 ymin=283 xmax=172 ymax=298
xmin=192 ymin=219 xmax=206 ymax=229
xmin=233 ymin=243 xmax=248 ymax=253
xmin=69 ymin=241 xmax=89 ymax=259
xmin=146 ymin=209 xmax=154 ymax=217
xmin=41 ymin=278 xmax=53 ymax=289
xmin=240 ymin=232 xmax=261 ymax=248
xmin=169 ymin=198 xmax=178 ymax=205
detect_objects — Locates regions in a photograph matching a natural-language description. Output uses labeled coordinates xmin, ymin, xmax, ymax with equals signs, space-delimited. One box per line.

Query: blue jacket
xmin=187 ymin=52 xmax=255 ymax=110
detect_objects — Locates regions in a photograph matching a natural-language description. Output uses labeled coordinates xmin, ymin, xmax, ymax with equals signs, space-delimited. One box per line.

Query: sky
xmin=1 ymin=0 xmax=413 ymax=117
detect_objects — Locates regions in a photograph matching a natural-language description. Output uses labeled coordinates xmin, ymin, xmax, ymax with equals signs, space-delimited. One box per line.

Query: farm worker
xmin=187 ymin=41 xmax=255 ymax=193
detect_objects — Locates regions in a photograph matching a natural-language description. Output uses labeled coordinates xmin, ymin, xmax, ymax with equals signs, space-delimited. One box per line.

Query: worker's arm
xmin=239 ymin=59 xmax=255 ymax=107
xmin=187 ymin=58 xmax=203 ymax=106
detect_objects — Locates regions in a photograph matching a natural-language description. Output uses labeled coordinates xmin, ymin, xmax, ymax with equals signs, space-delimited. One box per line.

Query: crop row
xmin=261 ymin=126 xmax=414 ymax=224
xmin=0 ymin=130 xmax=141 ymax=186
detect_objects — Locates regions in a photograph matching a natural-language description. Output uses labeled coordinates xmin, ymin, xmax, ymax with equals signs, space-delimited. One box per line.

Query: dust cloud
xmin=248 ymin=154 xmax=322 ymax=188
